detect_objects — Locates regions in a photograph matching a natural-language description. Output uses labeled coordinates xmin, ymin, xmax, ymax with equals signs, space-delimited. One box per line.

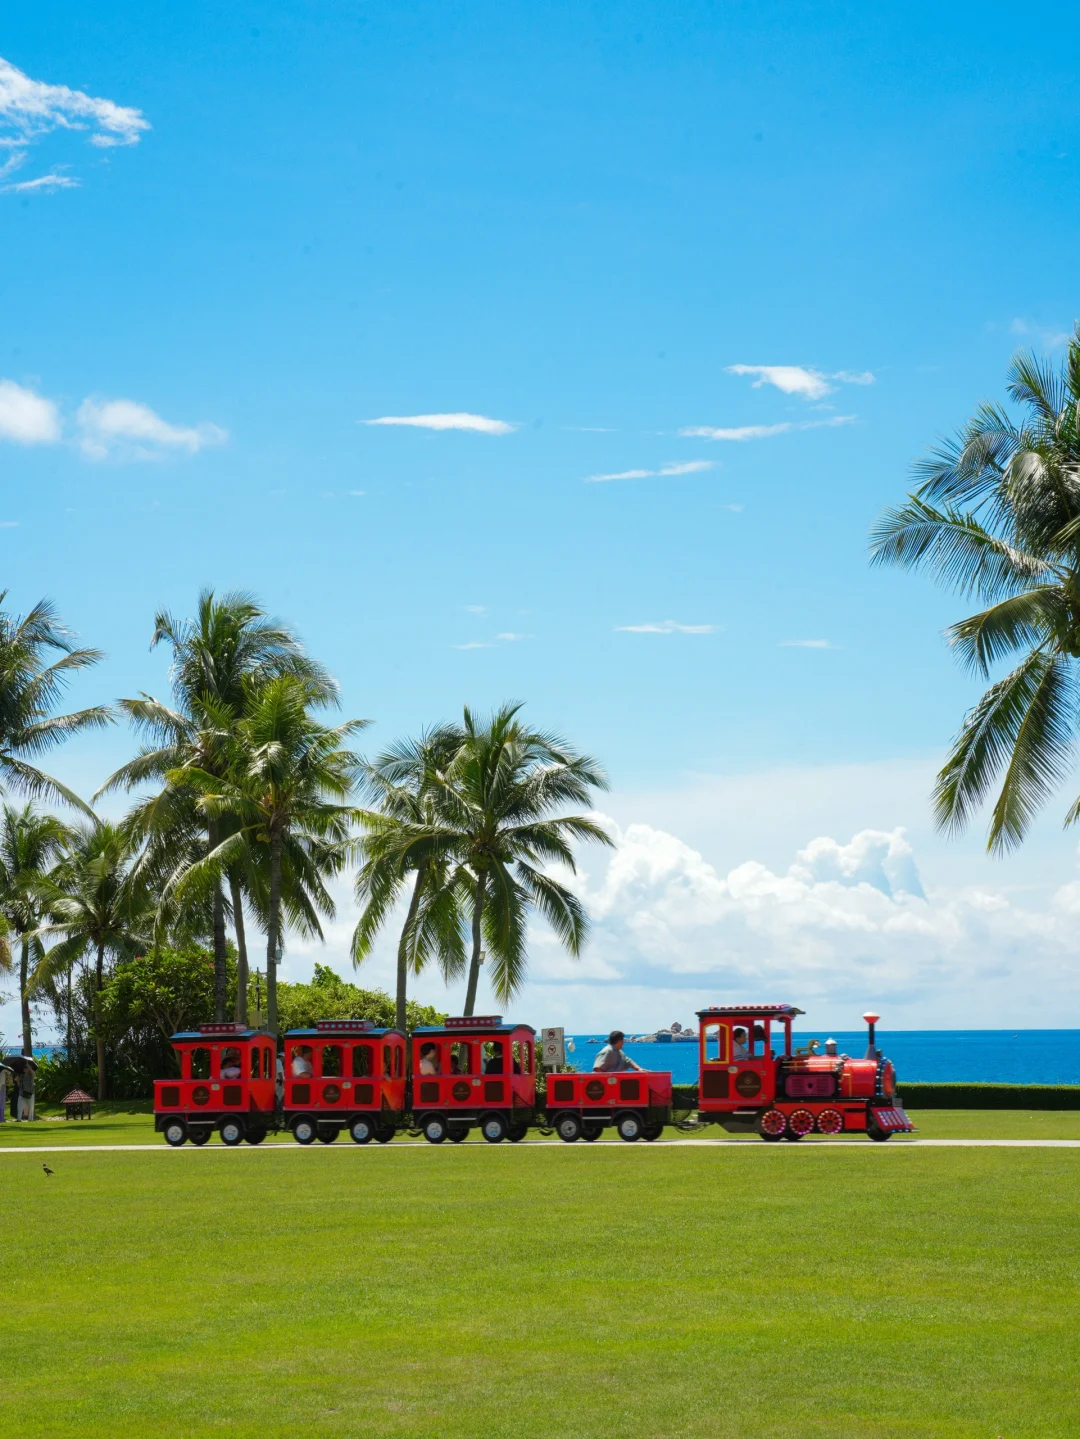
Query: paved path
xmin=2 ymin=1137 xmax=1079 ymax=1154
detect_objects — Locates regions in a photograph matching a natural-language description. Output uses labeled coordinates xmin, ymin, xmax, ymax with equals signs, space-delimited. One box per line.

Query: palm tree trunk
xmin=396 ymin=863 xmax=427 ymax=1033
xmin=19 ymin=936 xmax=32 ymax=1056
xmin=463 ymin=872 xmax=487 ymax=1017
xmin=230 ymin=871 xmax=249 ymax=1026
xmin=95 ymin=939 xmax=107 ymax=1101
xmin=266 ymin=829 xmax=282 ymax=1037
xmin=209 ymin=821 xmax=228 ymax=1023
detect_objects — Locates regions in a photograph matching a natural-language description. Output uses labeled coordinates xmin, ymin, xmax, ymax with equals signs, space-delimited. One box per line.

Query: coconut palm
xmin=0 ymin=805 xmax=72 ymax=1055
xmin=32 ymin=821 xmax=150 ymax=1099
xmin=99 ymin=590 xmax=334 ymax=1020
xmin=352 ymin=725 xmax=468 ymax=1032
xmin=0 ymin=593 xmax=111 ymax=813
xmin=871 ymin=327 xmax=1080 ymax=852
xmin=173 ymin=676 xmax=367 ymax=1034
xmin=432 ymin=704 xmax=612 ymax=1015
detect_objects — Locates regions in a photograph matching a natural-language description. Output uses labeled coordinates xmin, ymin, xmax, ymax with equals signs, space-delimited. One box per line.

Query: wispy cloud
xmin=451 ymin=640 xmax=495 ymax=650
xmin=563 ymin=425 xmax=616 ymax=433
xmin=465 ymin=604 xmax=487 ymax=615
xmin=1009 ymin=318 xmax=1072 ymax=349
xmin=0 ymin=379 xmax=61 ymax=444
xmin=77 ymin=398 xmax=227 ymax=461
xmin=585 ymin=459 xmax=715 ymax=483
xmin=364 ymin=412 xmax=516 ymax=434
xmin=615 ymin=620 xmax=717 ymax=635
xmin=718 ymin=503 xmax=744 ymax=512
xmin=726 ymin=365 xmax=874 ymax=400
xmin=496 ymin=632 xmax=527 ymax=642
xmin=0 ymin=521 xmax=20 ymax=529
xmin=680 ymin=416 xmax=856 ymax=442
xmin=0 ymin=55 xmax=149 ymax=194
xmin=780 ymin=639 xmax=837 ymax=649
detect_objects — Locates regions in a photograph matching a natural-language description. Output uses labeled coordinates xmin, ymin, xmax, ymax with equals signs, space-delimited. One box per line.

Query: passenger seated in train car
xmin=592 ymin=1030 xmax=644 ymax=1073
xmin=482 ymin=1040 xmax=504 ymax=1074
xmin=732 ymin=1027 xmax=750 ymax=1060
xmin=291 ymin=1045 xmax=314 ymax=1077
xmin=221 ymin=1048 xmax=243 ymax=1078
xmin=419 ymin=1042 xmax=440 ymax=1075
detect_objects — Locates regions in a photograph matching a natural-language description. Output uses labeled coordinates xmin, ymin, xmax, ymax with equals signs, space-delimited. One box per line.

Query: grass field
xmin=3 ymin=1116 xmax=1078 ymax=1437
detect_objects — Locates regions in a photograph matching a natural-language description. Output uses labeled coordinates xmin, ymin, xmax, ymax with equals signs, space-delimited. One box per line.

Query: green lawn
xmin=2 ymin=1130 xmax=1078 ymax=1437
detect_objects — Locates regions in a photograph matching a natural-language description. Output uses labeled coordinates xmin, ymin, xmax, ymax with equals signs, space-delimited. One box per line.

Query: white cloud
xmin=77 ymin=398 xmax=227 ymax=460
xmin=615 ymin=620 xmax=717 ymax=635
xmin=1 ymin=169 xmax=78 ymax=195
xmin=1009 ymin=318 xmax=1072 ymax=349
xmin=364 ymin=412 xmax=516 ymax=434
xmin=496 ymin=632 xmax=527 ymax=642
xmin=585 ymin=459 xmax=715 ymax=483
xmin=680 ymin=416 xmax=855 ymax=442
xmin=0 ymin=379 xmax=61 ymax=444
xmin=450 ymin=640 xmax=495 ymax=650
xmin=780 ymin=639 xmax=836 ymax=649
xmin=726 ymin=365 xmax=875 ymax=400
xmin=0 ymin=521 xmax=19 ymax=529
xmin=465 ymin=605 xmax=487 ymax=615
xmin=0 ymin=55 xmax=148 ymax=193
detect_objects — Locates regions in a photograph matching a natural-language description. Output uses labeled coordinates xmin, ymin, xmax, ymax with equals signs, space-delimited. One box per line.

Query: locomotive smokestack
xmin=863 ymin=1012 xmax=880 ymax=1060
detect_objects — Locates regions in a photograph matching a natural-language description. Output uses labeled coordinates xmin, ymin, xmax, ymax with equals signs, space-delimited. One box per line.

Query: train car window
xmin=450 ymin=1042 xmax=471 ymax=1075
xmin=511 ymin=1041 xmax=525 ymax=1075
xmin=482 ymin=1040 xmax=505 ymax=1074
xmin=249 ymin=1047 xmax=260 ymax=1080
xmin=321 ymin=1044 xmax=342 ymax=1077
xmin=394 ymin=1044 xmax=403 ymax=1078
xmin=383 ymin=1045 xmax=393 ymax=1078
xmin=351 ymin=1044 xmax=373 ymax=1077
xmin=290 ymin=1045 xmax=314 ymax=1077
xmin=263 ymin=1046 xmax=273 ymax=1080
xmin=703 ymin=1025 xmax=726 ymax=1063
xmin=751 ymin=1023 xmax=767 ymax=1059
xmin=191 ymin=1047 xmax=211 ymax=1079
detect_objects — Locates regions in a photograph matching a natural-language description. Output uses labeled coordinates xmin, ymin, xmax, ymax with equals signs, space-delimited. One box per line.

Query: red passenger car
xmin=545 ymin=1069 xmax=673 ymax=1142
xmin=411 ymin=1016 xmax=536 ymax=1143
xmin=696 ymin=1005 xmax=914 ymax=1140
xmin=154 ymin=1022 xmax=277 ymax=1146
xmin=284 ymin=1020 xmax=407 ymax=1144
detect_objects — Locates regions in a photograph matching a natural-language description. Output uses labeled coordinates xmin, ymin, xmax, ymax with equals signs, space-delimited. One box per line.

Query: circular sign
xmin=585 ymin=1080 xmax=605 ymax=1101
xmin=452 ymin=1081 xmax=471 ymax=1102
xmin=323 ymin=1084 xmax=341 ymax=1104
xmin=191 ymin=1085 xmax=210 ymax=1106
xmin=734 ymin=1071 xmax=762 ymax=1098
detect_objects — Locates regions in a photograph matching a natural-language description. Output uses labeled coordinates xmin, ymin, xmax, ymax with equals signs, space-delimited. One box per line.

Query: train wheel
xmin=188 ymin=1127 xmax=211 ymax=1146
xmin=757 ymin=1108 xmax=787 ymax=1141
xmin=246 ymin=1128 xmax=267 ymax=1145
xmin=220 ymin=1119 xmax=245 ymax=1147
xmin=317 ymin=1127 xmax=339 ymax=1145
xmin=448 ymin=1125 xmax=469 ymax=1143
xmin=375 ymin=1126 xmax=396 ymax=1144
xmin=292 ymin=1117 xmax=317 ymax=1145
xmin=787 ymin=1108 xmax=815 ymax=1139
xmin=582 ymin=1124 xmax=603 ymax=1142
xmin=163 ymin=1120 xmax=187 ymax=1147
xmin=507 ymin=1124 xmax=528 ymax=1143
xmin=350 ymin=1116 xmax=375 ymax=1145
xmin=617 ymin=1112 xmax=643 ymax=1142
xmin=422 ymin=1115 xmax=448 ymax=1144
xmin=867 ymin=1121 xmax=892 ymax=1142
xmin=555 ymin=1112 xmax=582 ymax=1143
xmin=481 ymin=1113 xmax=508 ymax=1144
xmin=816 ymin=1109 xmax=844 ymax=1136
xmin=642 ymin=1123 xmax=663 ymax=1142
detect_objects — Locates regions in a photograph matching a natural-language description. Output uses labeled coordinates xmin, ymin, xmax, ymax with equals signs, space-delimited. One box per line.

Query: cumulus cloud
xmin=726 ymin=365 xmax=875 ymax=400
xmin=615 ymin=620 xmax=717 ymax=635
xmin=585 ymin=459 xmax=714 ymax=483
xmin=77 ymin=398 xmax=227 ymax=460
xmin=0 ymin=55 xmax=148 ymax=193
xmin=680 ymin=416 xmax=856 ymax=442
xmin=364 ymin=412 xmax=516 ymax=434
xmin=0 ymin=379 xmax=61 ymax=444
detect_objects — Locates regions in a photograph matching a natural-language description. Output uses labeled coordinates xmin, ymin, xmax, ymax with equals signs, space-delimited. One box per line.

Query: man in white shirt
xmin=290 ymin=1047 xmax=314 ymax=1078
xmin=592 ymin=1031 xmax=644 ymax=1073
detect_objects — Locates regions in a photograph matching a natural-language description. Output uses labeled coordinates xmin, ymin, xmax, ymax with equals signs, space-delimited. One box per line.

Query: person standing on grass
xmin=17 ymin=1059 xmax=35 ymax=1121
xmin=0 ymin=1059 xmax=11 ymax=1122
xmin=592 ymin=1031 xmax=644 ymax=1073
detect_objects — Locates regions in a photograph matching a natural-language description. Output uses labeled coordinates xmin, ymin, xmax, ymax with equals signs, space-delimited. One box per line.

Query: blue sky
xmin=4 ymin=2 xmax=1080 ymax=1037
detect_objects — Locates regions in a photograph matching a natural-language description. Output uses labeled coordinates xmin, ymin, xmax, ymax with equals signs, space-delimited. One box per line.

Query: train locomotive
xmin=153 ymin=1004 xmax=913 ymax=1145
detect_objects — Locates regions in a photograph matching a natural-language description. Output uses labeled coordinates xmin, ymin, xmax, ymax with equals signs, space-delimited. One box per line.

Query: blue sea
xmin=569 ymin=1031 xmax=1080 ymax=1086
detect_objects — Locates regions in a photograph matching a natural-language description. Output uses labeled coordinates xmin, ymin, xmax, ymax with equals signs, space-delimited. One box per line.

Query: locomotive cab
xmin=154 ymin=1022 xmax=277 ymax=1147
xmin=411 ymin=1017 xmax=536 ymax=1144
xmin=284 ymin=1020 xmax=407 ymax=1145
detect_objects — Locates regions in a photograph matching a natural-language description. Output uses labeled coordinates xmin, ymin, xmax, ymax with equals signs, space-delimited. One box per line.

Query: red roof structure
xmin=61 ymin=1089 xmax=94 ymax=1104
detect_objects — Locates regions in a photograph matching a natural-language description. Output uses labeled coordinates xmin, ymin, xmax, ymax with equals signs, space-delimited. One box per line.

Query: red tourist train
xmin=153 ymin=1004 xmax=913 ymax=1145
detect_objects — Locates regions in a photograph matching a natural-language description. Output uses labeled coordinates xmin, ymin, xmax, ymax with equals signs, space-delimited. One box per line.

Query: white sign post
xmin=541 ymin=1026 xmax=565 ymax=1068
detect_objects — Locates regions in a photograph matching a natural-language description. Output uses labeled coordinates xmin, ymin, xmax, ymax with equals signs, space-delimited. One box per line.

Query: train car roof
xmin=285 ymin=1025 xmax=405 ymax=1039
xmin=695 ymin=1004 xmax=805 ymax=1019
xmin=170 ymin=1027 xmax=276 ymax=1042
xmin=413 ymin=1019 xmax=536 ymax=1036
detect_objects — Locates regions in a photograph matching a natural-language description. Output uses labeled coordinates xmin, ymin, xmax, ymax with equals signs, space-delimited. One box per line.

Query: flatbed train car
xmin=154 ymin=1004 xmax=912 ymax=1144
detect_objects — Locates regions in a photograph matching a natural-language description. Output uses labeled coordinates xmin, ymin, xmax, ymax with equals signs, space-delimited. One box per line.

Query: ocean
xmin=568 ymin=1031 xmax=1080 ymax=1086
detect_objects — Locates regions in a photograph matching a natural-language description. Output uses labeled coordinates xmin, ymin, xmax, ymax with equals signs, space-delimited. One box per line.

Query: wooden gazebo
xmin=61 ymin=1088 xmax=94 ymax=1120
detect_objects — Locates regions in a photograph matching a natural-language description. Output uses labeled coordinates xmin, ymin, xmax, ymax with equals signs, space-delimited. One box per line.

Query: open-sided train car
xmin=695 ymin=1004 xmax=914 ymax=1140
xmin=284 ymin=1019 xmax=407 ymax=1144
xmin=154 ymin=1022 xmax=277 ymax=1146
xmin=544 ymin=1069 xmax=673 ymax=1142
xmin=410 ymin=1016 xmax=536 ymax=1143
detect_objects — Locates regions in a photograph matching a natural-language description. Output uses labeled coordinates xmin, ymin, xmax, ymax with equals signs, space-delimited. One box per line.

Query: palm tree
xmin=99 ymin=590 xmax=334 ymax=1021
xmin=352 ymin=725 xmax=467 ymax=1032
xmin=0 ymin=593 xmax=111 ymax=812
xmin=32 ymin=821 xmax=150 ymax=1099
xmin=871 ymin=327 xmax=1080 ymax=852
xmin=174 ymin=676 xmax=367 ymax=1034
xmin=435 ymin=704 xmax=612 ymax=1015
xmin=0 ymin=805 xmax=72 ymax=1055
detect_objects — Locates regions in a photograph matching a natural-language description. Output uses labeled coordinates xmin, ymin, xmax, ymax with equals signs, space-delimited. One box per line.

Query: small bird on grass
xmin=42 ymin=1163 xmax=55 ymax=1177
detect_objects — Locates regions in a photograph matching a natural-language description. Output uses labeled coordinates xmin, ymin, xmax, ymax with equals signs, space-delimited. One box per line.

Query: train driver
xmin=732 ymin=1027 xmax=750 ymax=1060
xmin=291 ymin=1045 xmax=314 ymax=1078
xmin=592 ymin=1031 xmax=644 ymax=1074
xmin=419 ymin=1043 xmax=440 ymax=1076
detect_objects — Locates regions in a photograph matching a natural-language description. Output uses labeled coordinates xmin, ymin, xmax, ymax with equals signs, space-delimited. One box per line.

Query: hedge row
xmin=670 ymin=1082 xmax=1080 ymax=1111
